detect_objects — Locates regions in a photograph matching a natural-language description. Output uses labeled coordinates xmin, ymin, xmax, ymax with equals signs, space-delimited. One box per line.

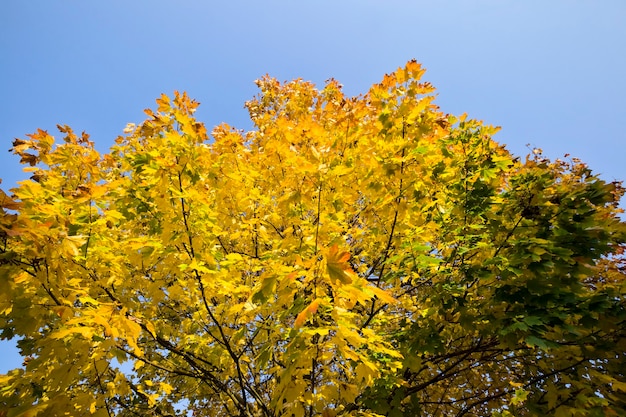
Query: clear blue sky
xmin=0 ymin=1 xmax=624 ymax=372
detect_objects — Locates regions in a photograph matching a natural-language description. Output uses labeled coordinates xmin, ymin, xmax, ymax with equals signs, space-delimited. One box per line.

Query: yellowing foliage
xmin=1 ymin=61 xmax=625 ymax=417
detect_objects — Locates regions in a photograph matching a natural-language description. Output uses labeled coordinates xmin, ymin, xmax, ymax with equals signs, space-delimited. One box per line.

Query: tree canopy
xmin=1 ymin=60 xmax=625 ymax=417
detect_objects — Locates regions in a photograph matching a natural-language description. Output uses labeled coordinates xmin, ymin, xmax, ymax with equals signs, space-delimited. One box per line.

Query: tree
xmin=1 ymin=60 xmax=625 ymax=417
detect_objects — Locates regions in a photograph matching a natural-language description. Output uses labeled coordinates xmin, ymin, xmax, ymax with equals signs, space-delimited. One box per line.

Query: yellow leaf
xmin=612 ymin=380 xmax=626 ymax=393
xmin=367 ymin=285 xmax=396 ymax=304
xmin=78 ymin=295 xmax=99 ymax=306
xmin=355 ymin=359 xmax=379 ymax=385
xmin=52 ymin=326 xmax=94 ymax=340
xmin=145 ymin=321 xmax=156 ymax=338
xmin=14 ymin=272 xmax=29 ymax=284
xmin=161 ymin=382 xmax=174 ymax=395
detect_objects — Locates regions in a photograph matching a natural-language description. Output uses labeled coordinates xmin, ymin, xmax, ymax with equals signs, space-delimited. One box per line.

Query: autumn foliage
xmin=1 ymin=61 xmax=625 ymax=417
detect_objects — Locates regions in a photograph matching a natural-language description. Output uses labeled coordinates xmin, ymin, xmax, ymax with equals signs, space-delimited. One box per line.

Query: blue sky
xmin=0 ymin=1 xmax=624 ymax=372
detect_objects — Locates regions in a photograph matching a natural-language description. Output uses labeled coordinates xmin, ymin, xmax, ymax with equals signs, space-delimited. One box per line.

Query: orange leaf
xmin=0 ymin=189 xmax=21 ymax=210
xmin=326 ymin=244 xmax=354 ymax=284
xmin=294 ymin=298 xmax=320 ymax=328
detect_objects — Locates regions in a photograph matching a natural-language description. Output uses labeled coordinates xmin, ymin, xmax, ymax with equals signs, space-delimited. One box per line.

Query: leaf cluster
xmin=1 ymin=61 xmax=625 ymax=417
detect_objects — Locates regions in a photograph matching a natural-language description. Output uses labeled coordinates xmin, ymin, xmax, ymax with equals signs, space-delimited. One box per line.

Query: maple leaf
xmin=294 ymin=298 xmax=320 ymax=328
xmin=0 ymin=188 xmax=21 ymax=211
xmin=325 ymin=244 xmax=354 ymax=284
